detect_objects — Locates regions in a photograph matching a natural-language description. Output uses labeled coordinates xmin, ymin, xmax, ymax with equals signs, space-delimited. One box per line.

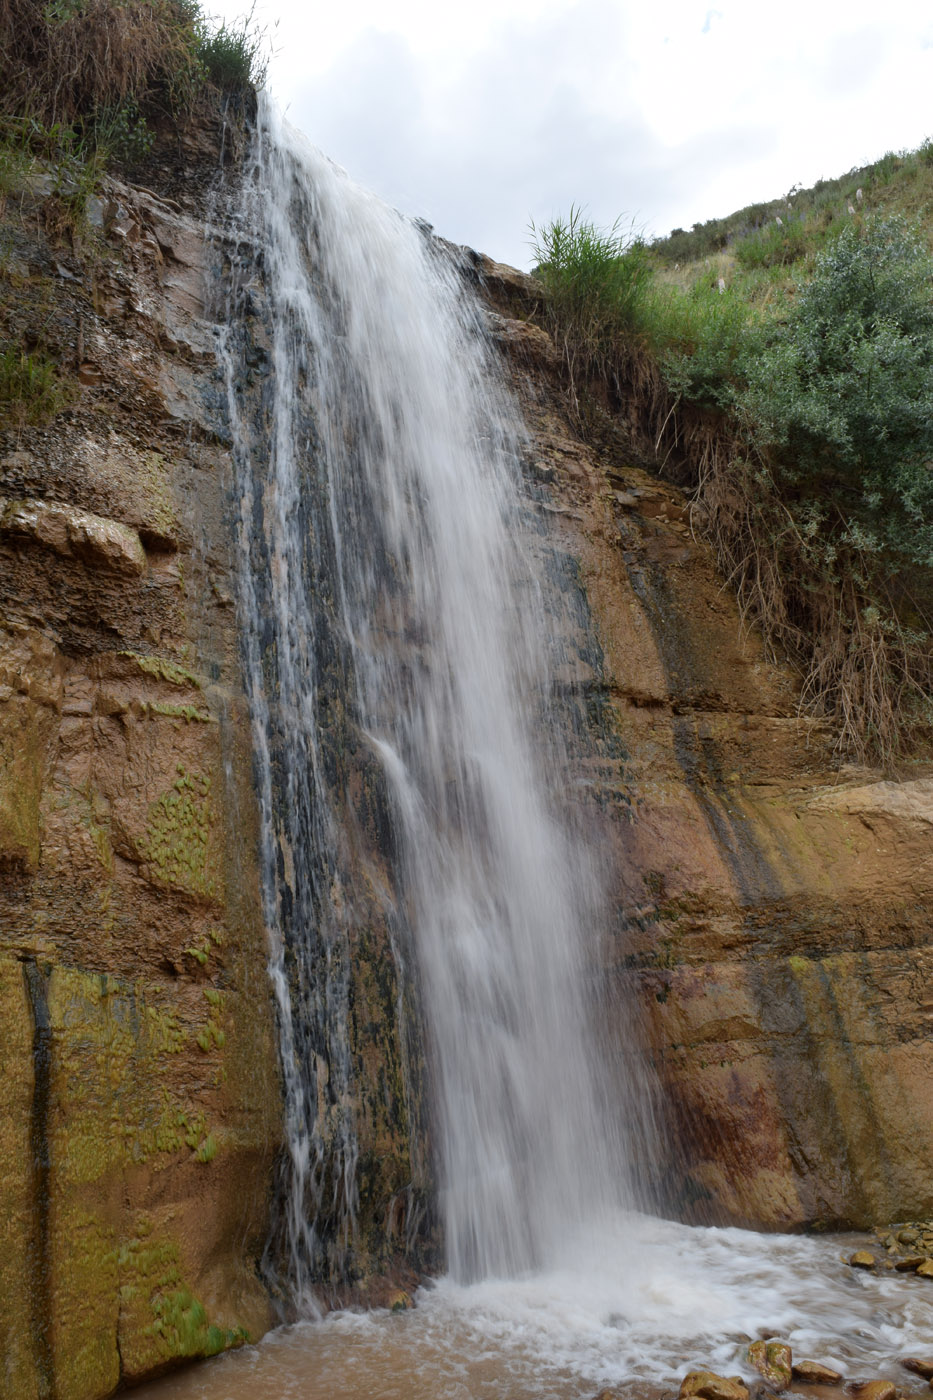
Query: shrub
xmin=734 ymin=218 xmax=811 ymax=270
xmin=196 ymin=10 xmax=267 ymax=94
xmin=530 ymin=209 xmax=656 ymax=368
xmin=741 ymin=216 xmax=933 ymax=572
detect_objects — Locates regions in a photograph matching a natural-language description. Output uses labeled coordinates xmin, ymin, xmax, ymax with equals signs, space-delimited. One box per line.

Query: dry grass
xmin=0 ymin=0 xmax=202 ymax=127
xmin=662 ymin=414 xmax=933 ymax=767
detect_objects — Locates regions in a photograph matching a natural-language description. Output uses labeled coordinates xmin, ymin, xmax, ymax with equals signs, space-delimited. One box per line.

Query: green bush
xmin=741 ymin=215 xmax=933 ymax=572
xmin=196 ymin=11 xmax=267 ymax=94
xmin=734 ymin=218 xmax=811 ymax=269
xmin=530 ymin=209 xmax=656 ymax=373
xmin=654 ymin=280 xmax=756 ymax=410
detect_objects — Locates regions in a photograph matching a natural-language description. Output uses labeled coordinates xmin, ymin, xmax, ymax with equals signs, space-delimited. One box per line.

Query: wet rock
xmin=386 ymin=1289 xmax=413 ymax=1311
xmin=749 ymin=1341 xmax=792 ymax=1390
xmin=901 ymin=1360 xmax=933 ymax=1381
xmin=893 ymin=1256 xmax=925 ymax=1272
xmin=680 ymin=1370 xmax=750 ymax=1400
xmin=898 ymin=1229 xmax=920 ymax=1245
xmin=793 ymin=1361 xmax=844 ymax=1385
xmin=0 ymin=498 xmax=146 ymax=576
xmin=916 ymin=1260 xmax=933 ymax=1278
xmin=849 ymin=1251 xmax=876 ymax=1268
xmin=846 ymin=1383 xmax=897 ymax=1400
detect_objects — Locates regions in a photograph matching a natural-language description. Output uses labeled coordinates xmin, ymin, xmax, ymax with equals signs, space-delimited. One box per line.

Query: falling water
xmin=220 ymin=93 xmax=632 ymax=1297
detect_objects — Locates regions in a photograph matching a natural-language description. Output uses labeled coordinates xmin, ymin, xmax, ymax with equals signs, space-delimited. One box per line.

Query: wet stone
xmin=846 ymin=1383 xmax=897 ymax=1400
xmin=680 ymin=1371 xmax=750 ymax=1400
xmin=749 ymin=1341 xmax=793 ymax=1391
xmin=916 ymin=1260 xmax=933 ymax=1279
xmin=386 ymin=1290 xmax=413 ymax=1312
xmin=793 ymin=1361 xmax=844 ymax=1385
xmin=849 ymin=1251 xmax=876 ymax=1269
xmin=901 ymin=1360 xmax=933 ymax=1381
xmin=894 ymin=1257 xmax=925 ymax=1272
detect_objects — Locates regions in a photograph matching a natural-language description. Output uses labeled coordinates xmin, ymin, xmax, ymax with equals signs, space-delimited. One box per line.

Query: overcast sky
xmin=207 ymin=0 xmax=933 ymax=268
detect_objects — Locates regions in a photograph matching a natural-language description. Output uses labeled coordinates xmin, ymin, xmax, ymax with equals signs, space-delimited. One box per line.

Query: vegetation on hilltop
xmin=532 ymin=146 xmax=933 ymax=765
xmin=0 ymin=0 xmax=264 ymax=187
xmin=0 ymin=0 xmax=265 ymax=431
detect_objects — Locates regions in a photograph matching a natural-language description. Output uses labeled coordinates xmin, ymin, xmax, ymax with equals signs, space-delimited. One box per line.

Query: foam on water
xmin=133 ymin=1213 xmax=933 ymax=1399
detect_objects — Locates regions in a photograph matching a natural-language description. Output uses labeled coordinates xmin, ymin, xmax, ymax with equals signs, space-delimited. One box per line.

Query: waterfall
xmin=220 ymin=93 xmax=637 ymax=1301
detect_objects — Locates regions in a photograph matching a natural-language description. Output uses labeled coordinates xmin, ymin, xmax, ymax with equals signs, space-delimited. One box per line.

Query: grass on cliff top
xmin=531 ymin=179 xmax=933 ymax=767
xmin=0 ymin=0 xmax=266 ymax=171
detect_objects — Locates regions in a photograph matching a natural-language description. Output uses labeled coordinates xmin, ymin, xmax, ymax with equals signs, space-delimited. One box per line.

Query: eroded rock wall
xmin=0 ymin=122 xmax=280 ymax=1398
xmin=478 ymin=254 xmax=933 ymax=1233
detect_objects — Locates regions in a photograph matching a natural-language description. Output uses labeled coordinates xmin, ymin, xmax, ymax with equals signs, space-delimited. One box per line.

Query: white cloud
xmin=206 ymin=0 xmax=933 ymax=267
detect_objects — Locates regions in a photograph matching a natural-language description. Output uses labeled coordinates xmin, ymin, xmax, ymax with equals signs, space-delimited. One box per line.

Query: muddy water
xmin=132 ymin=1215 xmax=933 ymax=1400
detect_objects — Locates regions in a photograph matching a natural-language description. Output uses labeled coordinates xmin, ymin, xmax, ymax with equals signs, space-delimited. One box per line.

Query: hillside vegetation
xmin=0 ymin=0 xmax=264 ymax=431
xmin=532 ymin=144 xmax=933 ymax=765
xmin=0 ymin=0 xmax=264 ymax=218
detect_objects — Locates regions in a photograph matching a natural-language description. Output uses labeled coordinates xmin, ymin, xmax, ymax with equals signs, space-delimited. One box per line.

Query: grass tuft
xmin=0 ymin=347 xmax=72 ymax=428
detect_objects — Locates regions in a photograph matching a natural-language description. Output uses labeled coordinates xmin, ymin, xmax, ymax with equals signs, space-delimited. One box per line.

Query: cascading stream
xmin=221 ymin=92 xmax=636 ymax=1296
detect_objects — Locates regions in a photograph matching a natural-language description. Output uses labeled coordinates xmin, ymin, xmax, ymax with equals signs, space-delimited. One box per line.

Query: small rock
xmin=849 ymin=1251 xmax=876 ymax=1269
xmin=749 ymin=1341 xmax=792 ymax=1390
xmin=898 ymin=1229 xmax=919 ymax=1245
xmin=916 ymin=1260 xmax=933 ymax=1278
xmin=894 ymin=1256 xmax=925 ymax=1272
xmin=386 ymin=1289 xmax=412 ymax=1311
xmin=680 ymin=1371 xmax=749 ymax=1400
xmin=846 ymin=1383 xmax=897 ymax=1400
xmin=614 ymin=492 xmax=640 ymax=508
xmin=901 ymin=1359 xmax=933 ymax=1381
xmin=793 ymin=1361 xmax=843 ymax=1385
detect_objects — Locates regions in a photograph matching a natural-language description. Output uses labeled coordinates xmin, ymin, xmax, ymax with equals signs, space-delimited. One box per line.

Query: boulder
xmin=901 ymin=1360 xmax=933 ymax=1381
xmin=846 ymin=1383 xmax=897 ymax=1400
xmin=680 ymin=1371 xmax=750 ymax=1400
xmin=749 ymin=1341 xmax=792 ymax=1390
xmin=793 ymin=1361 xmax=843 ymax=1386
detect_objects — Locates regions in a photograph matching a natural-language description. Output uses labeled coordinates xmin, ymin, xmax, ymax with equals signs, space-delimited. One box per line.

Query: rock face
xmin=478 ymin=254 xmax=933 ymax=1231
xmin=0 ymin=121 xmax=281 ymax=1396
xmin=6 ymin=114 xmax=933 ymax=1398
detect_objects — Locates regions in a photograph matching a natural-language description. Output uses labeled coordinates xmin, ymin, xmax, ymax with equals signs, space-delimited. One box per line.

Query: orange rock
xmin=749 ymin=1340 xmax=792 ymax=1390
xmin=680 ymin=1370 xmax=750 ymax=1400
xmin=793 ymin=1361 xmax=844 ymax=1385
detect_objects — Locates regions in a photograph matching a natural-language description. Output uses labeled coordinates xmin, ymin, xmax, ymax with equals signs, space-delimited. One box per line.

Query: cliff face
xmin=6 ymin=116 xmax=933 ymax=1400
xmin=478 ymin=256 xmax=933 ymax=1233
xmin=0 ymin=121 xmax=281 ymax=1398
